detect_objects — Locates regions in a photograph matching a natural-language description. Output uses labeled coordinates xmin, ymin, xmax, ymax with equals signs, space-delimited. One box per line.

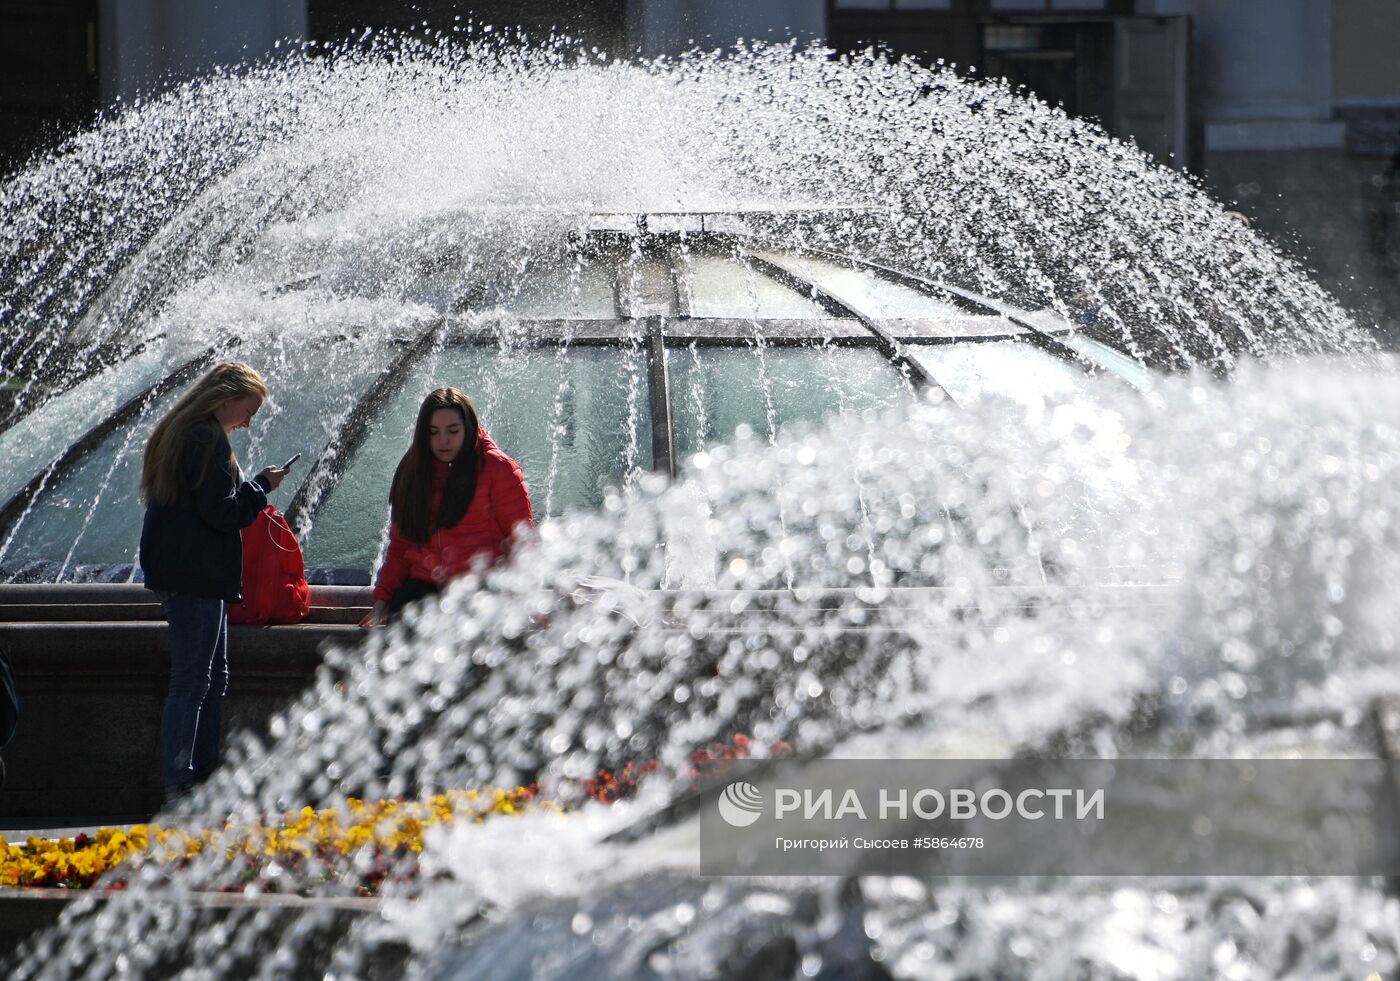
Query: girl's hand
xmin=259 ymin=466 xmax=289 ymax=490
xmin=359 ymin=602 xmax=388 ymax=628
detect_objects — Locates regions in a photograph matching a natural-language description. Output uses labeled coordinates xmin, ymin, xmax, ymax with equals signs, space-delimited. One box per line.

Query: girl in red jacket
xmin=361 ymin=388 xmax=534 ymax=626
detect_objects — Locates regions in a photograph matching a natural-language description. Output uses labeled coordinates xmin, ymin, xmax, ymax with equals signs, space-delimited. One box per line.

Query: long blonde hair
xmin=141 ymin=362 xmax=268 ymax=506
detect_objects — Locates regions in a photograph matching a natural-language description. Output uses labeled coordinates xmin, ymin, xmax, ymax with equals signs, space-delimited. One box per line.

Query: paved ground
xmin=0 ymin=819 xmax=146 ymax=840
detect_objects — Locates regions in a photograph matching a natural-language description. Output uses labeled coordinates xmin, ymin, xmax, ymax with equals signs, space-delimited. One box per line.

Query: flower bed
xmin=0 ymin=787 xmax=539 ymax=893
xmin=0 ymin=733 xmax=773 ymax=894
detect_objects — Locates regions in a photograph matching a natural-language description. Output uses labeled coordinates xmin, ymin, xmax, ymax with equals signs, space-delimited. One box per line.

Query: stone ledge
xmin=0 ymin=621 xmax=363 ymax=664
xmin=0 ymin=582 xmax=371 ymax=609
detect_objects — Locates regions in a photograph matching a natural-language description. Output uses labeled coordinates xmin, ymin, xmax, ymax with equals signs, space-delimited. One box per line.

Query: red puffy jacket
xmin=371 ymin=430 xmax=534 ymax=605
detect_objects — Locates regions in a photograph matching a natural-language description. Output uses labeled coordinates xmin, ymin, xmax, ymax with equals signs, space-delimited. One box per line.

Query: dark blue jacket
xmin=140 ymin=419 xmax=269 ymax=602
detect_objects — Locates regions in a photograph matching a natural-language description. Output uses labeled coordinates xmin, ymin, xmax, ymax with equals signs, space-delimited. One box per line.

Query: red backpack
xmin=228 ymin=505 xmax=312 ymax=625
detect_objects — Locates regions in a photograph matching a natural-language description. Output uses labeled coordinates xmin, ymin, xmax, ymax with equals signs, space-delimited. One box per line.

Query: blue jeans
xmin=158 ymin=592 xmax=228 ymax=792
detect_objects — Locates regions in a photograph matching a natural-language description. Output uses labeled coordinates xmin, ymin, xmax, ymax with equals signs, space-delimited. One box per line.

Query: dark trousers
xmin=386 ymin=578 xmax=440 ymax=620
xmin=158 ymin=592 xmax=228 ymax=792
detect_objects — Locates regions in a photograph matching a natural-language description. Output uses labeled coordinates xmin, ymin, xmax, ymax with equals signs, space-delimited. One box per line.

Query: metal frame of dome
xmin=0 ymin=213 xmax=1145 ymax=581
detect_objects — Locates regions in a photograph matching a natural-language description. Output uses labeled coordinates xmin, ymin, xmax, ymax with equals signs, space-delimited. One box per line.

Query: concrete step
xmin=0 ymin=603 xmax=166 ymax=622
xmin=0 ymin=583 xmax=372 ymax=625
xmin=0 ymin=603 xmax=368 ymax=625
xmin=0 ymin=620 xmax=366 ymax=663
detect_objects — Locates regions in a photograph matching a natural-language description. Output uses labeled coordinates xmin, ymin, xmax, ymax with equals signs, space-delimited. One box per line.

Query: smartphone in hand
xmin=282 ymin=453 xmax=302 ymax=470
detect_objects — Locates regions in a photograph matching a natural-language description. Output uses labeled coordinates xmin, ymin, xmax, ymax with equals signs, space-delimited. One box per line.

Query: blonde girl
xmin=139 ymin=362 xmax=288 ymax=802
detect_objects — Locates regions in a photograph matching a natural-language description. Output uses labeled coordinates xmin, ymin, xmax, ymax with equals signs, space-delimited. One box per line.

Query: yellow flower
xmin=1 ymin=784 xmax=552 ymax=892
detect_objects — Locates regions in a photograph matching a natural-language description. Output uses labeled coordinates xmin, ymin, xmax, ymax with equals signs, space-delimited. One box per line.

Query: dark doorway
xmin=826 ymin=1 xmax=1187 ymax=165
xmin=980 ymin=19 xmax=1116 ymax=126
xmin=0 ymin=0 xmax=99 ymax=176
xmin=828 ymin=2 xmax=980 ymax=71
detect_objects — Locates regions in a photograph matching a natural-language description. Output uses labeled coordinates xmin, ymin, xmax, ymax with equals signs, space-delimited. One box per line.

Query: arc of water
xmin=645 ymin=317 xmax=676 ymax=480
xmin=668 ymin=246 xmax=712 ymax=466
xmin=734 ymin=244 xmax=1070 ymax=591
xmin=615 ymin=243 xmax=666 ymax=495
xmin=0 ymin=154 xmax=314 ymax=432
xmin=721 ymin=246 xmax=784 ymax=447
xmin=542 ymin=337 xmax=574 ymax=520
xmin=723 ymin=245 xmax=796 ymax=587
xmin=539 ymin=250 xmax=592 ymax=519
xmin=91 ymin=177 xmax=316 ymax=353
xmin=782 ymin=248 xmax=1136 ymax=589
xmin=681 ymin=341 xmax=707 ymax=455
xmin=621 ymin=334 xmax=644 ymax=495
xmin=814 ymin=337 xmax=887 ymax=587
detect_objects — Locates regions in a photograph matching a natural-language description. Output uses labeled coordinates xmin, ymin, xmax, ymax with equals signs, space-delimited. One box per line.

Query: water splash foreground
xmin=10 ymin=358 xmax=1400 ymax=979
xmin=2 ymin=34 xmax=1396 ymax=981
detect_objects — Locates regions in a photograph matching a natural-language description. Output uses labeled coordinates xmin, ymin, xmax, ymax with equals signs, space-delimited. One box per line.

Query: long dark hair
xmin=389 ymin=388 xmax=483 ymax=543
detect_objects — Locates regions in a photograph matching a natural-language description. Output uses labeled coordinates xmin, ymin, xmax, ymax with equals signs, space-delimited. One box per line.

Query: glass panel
xmin=1058 ymin=334 xmax=1155 ymax=393
xmin=681 ymin=255 xmax=830 ymax=319
xmin=669 ymin=345 xmax=911 ymax=461
xmin=991 ymin=0 xmax=1046 ymax=10
xmin=835 ymin=0 xmax=891 ymax=7
xmin=669 ymin=345 xmax=915 ymax=589
xmin=618 ymin=258 xmax=676 ymax=318
xmin=299 ymin=367 xmax=427 ymax=576
xmin=487 ymin=255 xmax=618 ymax=320
xmin=896 ymin=0 xmax=952 ymax=8
xmin=0 ymin=341 xmax=170 ymax=505
xmin=395 ymin=266 xmax=467 ymax=314
xmin=754 ymin=252 xmax=969 ymax=321
xmin=1015 ymin=308 xmax=1074 ymax=333
xmin=303 ymin=342 xmax=653 ymax=572
xmin=907 ymin=341 xmax=1100 ymax=416
xmin=0 ymin=334 xmax=397 ymax=578
xmin=0 ymin=385 xmax=180 ymax=575
xmin=442 ymin=343 xmax=654 ymax=519
xmin=403 ymin=251 xmax=618 ymax=320
xmin=241 ymin=334 xmax=402 ymax=502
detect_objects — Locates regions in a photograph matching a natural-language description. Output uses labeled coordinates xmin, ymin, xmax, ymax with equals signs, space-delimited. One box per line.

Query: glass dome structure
xmin=0 ymin=213 xmax=1148 ymax=585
